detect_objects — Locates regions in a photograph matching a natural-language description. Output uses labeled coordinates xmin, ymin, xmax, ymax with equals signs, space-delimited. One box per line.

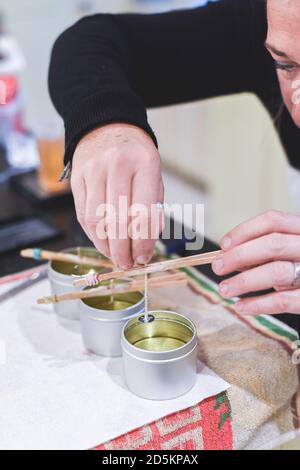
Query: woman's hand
xmin=212 ymin=210 xmax=300 ymax=315
xmin=71 ymin=123 xmax=164 ymax=269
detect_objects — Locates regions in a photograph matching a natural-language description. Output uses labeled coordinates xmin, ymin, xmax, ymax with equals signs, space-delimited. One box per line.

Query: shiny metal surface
xmin=126 ymin=311 xmax=194 ymax=352
xmin=48 ymin=247 xmax=107 ymax=321
xmin=79 ymin=290 xmax=144 ymax=357
xmin=83 ymin=291 xmax=143 ymax=312
xmin=122 ymin=311 xmax=198 ymax=400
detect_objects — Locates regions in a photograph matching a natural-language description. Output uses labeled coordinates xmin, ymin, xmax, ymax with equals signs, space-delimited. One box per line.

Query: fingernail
xmin=221 ymin=237 xmax=231 ymax=250
xmin=213 ymin=257 xmax=224 ymax=273
xmin=121 ymin=264 xmax=132 ymax=271
xmin=113 ymin=258 xmax=132 ymax=270
xmin=219 ymin=283 xmax=229 ymax=296
xmin=136 ymin=256 xmax=147 ymax=265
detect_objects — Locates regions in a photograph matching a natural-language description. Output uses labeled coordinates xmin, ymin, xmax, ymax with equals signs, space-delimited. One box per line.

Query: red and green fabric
xmin=95 ymin=259 xmax=300 ymax=450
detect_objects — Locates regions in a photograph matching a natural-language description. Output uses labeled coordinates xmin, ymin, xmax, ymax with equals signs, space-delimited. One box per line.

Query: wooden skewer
xmin=37 ymin=272 xmax=187 ymax=304
xmin=73 ymin=250 xmax=221 ymax=287
xmin=20 ymin=248 xmax=114 ymax=269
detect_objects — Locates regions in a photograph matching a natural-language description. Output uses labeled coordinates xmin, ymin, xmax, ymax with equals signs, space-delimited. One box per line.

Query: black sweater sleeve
xmin=48 ymin=0 xmax=273 ymax=165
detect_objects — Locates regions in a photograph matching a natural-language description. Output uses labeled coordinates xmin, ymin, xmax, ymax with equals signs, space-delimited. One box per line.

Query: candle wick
xmin=109 ymin=279 xmax=114 ymax=304
xmin=144 ymin=271 xmax=148 ymax=322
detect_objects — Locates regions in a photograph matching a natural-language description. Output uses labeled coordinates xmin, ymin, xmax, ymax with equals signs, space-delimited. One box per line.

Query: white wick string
xmin=109 ymin=279 xmax=114 ymax=304
xmin=144 ymin=272 xmax=148 ymax=322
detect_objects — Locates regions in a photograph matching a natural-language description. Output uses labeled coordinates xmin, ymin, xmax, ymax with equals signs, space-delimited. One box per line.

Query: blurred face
xmin=267 ymin=0 xmax=300 ymax=126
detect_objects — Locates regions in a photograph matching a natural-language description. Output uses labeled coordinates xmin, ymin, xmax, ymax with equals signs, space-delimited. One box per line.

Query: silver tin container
xmin=79 ymin=290 xmax=145 ymax=357
xmin=121 ymin=311 xmax=198 ymax=400
xmin=48 ymin=247 xmax=107 ymax=321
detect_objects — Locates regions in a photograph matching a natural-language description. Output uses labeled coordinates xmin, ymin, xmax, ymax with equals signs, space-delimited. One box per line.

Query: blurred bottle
xmin=0 ymin=75 xmax=23 ymax=140
xmin=0 ymin=11 xmax=37 ymax=182
xmin=0 ymin=12 xmax=24 ymax=149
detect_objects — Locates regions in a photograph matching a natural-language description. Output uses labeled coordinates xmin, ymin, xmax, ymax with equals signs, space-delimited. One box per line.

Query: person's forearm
xmin=48 ymin=0 xmax=267 ymax=164
xmin=48 ymin=13 xmax=158 ymax=164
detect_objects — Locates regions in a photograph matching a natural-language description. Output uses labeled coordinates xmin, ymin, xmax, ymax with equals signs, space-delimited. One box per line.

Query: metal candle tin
xmin=48 ymin=247 xmax=107 ymax=321
xmin=79 ymin=290 xmax=145 ymax=357
xmin=121 ymin=311 xmax=198 ymax=400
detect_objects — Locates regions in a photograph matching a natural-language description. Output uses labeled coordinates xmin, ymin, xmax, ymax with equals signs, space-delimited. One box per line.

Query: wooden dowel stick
xmin=37 ymin=272 xmax=187 ymax=304
xmin=73 ymin=250 xmax=221 ymax=287
xmin=21 ymin=248 xmax=113 ymax=269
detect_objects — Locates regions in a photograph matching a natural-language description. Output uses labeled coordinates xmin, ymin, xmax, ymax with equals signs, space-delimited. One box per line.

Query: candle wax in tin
xmin=124 ymin=312 xmax=195 ymax=352
xmin=82 ymin=292 xmax=144 ymax=311
xmin=122 ymin=311 xmax=198 ymax=400
xmin=134 ymin=337 xmax=186 ymax=351
xmin=51 ymin=248 xmax=106 ymax=276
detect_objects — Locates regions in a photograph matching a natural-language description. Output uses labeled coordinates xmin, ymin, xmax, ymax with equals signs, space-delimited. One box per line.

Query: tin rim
xmin=48 ymin=247 xmax=107 ymax=284
xmin=121 ymin=310 xmax=198 ymax=361
xmin=79 ymin=290 xmax=145 ymax=321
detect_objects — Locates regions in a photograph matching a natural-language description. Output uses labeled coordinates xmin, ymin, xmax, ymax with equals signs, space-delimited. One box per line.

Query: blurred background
xmin=0 ymin=0 xmax=297 ymax=245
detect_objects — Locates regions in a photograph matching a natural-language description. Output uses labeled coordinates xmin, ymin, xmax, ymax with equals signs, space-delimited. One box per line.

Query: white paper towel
xmin=0 ymin=279 xmax=229 ymax=450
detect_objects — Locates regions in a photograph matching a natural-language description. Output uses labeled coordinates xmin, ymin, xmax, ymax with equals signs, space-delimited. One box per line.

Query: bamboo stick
xmin=37 ymin=272 xmax=187 ymax=304
xmin=73 ymin=250 xmax=221 ymax=287
xmin=20 ymin=248 xmax=113 ymax=269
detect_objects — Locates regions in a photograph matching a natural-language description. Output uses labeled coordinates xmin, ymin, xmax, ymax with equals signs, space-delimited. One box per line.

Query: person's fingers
xmin=158 ymin=179 xmax=165 ymax=231
xmin=71 ymin=124 xmax=163 ymax=267
xmin=131 ymin=168 xmax=163 ymax=266
xmin=236 ymin=265 xmax=260 ymax=273
xmin=106 ymin=162 xmax=133 ymax=269
xmin=220 ymin=210 xmax=300 ymax=252
xmin=213 ymin=233 xmax=300 ymax=276
xmin=84 ymin=171 xmax=110 ymax=259
xmin=70 ymin=173 xmax=86 ymax=218
xmin=70 ymin=173 xmax=92 ymax=241
xmin=218 ymin=261 xmax=294 ymax=298
xmin=234 ymin=288 xmax=300 ymax=316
